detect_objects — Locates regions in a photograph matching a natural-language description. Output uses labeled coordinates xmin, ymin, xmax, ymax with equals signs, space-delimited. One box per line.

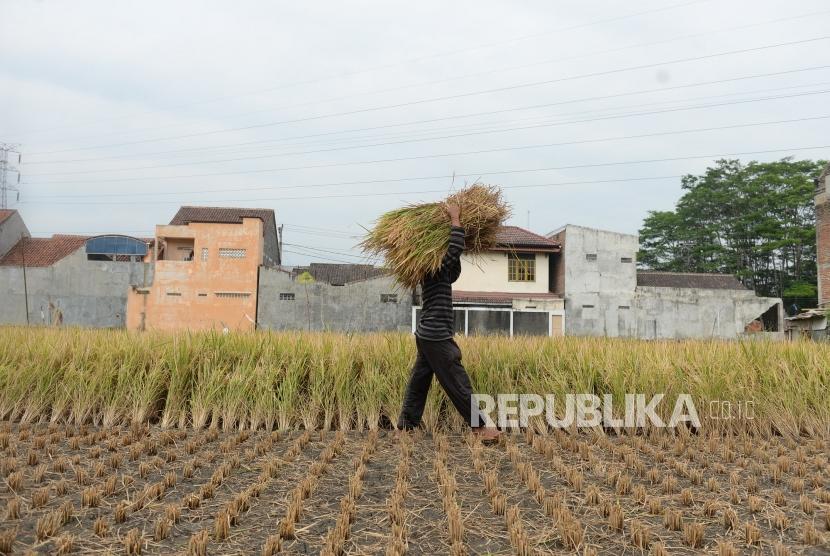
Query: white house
xmin=413 ymin=226 xmax=565 ymax=337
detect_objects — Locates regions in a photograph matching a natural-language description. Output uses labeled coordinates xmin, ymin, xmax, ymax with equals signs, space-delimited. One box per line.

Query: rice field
xmin=1 ymin=327 xmax=829 ymax=436
xmin=0 ymin=327 xmax=829 ymax=554
xmin=0 ymin=424 xmax=828 ymax=554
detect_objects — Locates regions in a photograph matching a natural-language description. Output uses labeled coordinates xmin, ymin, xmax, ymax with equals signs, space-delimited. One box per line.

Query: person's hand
xmin=445 ymin=202 xmax=461 ymax=226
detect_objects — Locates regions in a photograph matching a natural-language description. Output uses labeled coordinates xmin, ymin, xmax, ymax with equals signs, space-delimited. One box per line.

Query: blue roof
xmin=85 ymin=235 xmax=148 ymax=257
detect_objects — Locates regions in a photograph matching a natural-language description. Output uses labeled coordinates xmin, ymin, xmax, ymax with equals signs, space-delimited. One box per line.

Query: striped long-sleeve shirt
xmin=415 ymin=226 xmax=465 ymax=341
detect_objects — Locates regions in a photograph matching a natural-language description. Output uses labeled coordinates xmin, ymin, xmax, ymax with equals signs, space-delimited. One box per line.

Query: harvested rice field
xmin=0 ymin=423 xmax=828 ymax=555
xmin=1 ymin=328 xmax=829 ymax=553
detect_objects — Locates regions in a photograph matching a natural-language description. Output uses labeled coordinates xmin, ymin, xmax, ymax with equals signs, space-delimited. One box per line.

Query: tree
xmin=638 ymin=158 xmax=826 ymax=307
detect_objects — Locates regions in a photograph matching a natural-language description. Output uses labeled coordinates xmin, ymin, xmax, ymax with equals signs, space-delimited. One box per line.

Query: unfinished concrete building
xmin=547 ymin=224 xmax=783 ymax=339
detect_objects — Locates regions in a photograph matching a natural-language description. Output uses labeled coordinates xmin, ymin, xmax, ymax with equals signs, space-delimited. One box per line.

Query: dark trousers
xmin=398 ymin=336 xmax=478 ymax=430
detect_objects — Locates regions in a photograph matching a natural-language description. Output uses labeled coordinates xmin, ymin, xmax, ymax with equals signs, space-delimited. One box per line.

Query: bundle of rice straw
xmin=361 ymin=183 xmax=511 ymax=289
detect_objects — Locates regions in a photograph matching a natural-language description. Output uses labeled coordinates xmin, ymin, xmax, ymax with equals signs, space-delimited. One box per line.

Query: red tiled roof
xmin=494 ymin=226 xmax=560 ymax=251
xmin=453 ymin=290 xmax=561 ymax=304
xmin=0 ymin=209 xmax=16 ymax=224
xmin=0 ymin=235 xmax=88 ymax=267
xmin=637 ymin=271 xmax=747 ymax=290
xmin=170 ymin=206 xmax=276 ymax=227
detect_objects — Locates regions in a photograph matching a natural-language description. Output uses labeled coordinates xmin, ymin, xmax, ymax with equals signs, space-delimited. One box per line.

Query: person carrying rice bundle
xmin=362 ymin=184 xmax=508 ymax=442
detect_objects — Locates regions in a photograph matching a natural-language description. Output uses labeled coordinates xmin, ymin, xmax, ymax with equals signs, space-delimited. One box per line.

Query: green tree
xmin=638 ymin=158 xmax=825 ymax=307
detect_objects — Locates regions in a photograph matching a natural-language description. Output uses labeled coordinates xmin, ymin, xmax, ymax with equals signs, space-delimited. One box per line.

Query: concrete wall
xmin=634 ymin=286 xmax=782 ymax=340
xmin=0 ymin=249 xmax=151 ymax=328
xmin=258 ymin=268 xmax=412 ymax=332
xmin=553 ymin=225 xmax=639 ymax=337
xmin=454 ymin=251 xmax=551 ymax=293
xmin=0 ymin=212 xmax=29 ymax=259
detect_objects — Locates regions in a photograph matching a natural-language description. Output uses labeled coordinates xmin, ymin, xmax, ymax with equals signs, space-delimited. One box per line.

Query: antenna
xmin=0 ymin=143 xmax=22 ymax=209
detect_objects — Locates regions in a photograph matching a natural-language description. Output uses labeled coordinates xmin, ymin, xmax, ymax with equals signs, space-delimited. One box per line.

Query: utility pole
xmin=21 ymin=234 xmax=30 ymax=325
xmin=0 ymin=143 xmax=22 ymax=209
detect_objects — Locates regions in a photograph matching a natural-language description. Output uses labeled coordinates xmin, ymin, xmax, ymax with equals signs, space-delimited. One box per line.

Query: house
xmin=0 ymin=209 xmax=150 ymax=327
xmin=548 ymin=224 xmax=783 ymax=339
xmin=785 ymin=309 xmax=828 ymax=340
xmin=414 ymin=225 xmax=566 ymax=337
xmin=0 ymin=206 xmax=789 ymax=339
xmin=126 ymin=207 xmax=281 ymax=332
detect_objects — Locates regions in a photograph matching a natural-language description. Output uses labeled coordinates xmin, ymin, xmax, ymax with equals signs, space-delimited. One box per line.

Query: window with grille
xmin=508 ymin=253 xmax=535 ymax=282
xmin=219 ymin=248 xmax=246 ymax=259
xmin=279 ymin=293 xmax=295 ymax=301
xmin=215 ymin=292 xmax=251 ymax=298
xmin=166 ymin=292 xmax=182 ymax=297
xmin=201 ymin=248 xmax=209 ymax=261
xmin=586 ymin=253 xmax=597 ymax=261
xmin=621 ymin=257 xmax=633 ymax=263
xmin=381 ymin=294 xmax=398 ymax=303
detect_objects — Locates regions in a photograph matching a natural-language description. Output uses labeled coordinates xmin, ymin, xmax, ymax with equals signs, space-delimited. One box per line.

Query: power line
xmin=282 ymin=248 xmax=367 ymax=265
xmin=14 ymin=0 xmax=710 ymax=139
xmin=22 ymin=114 xmax=830 ymax=186
xmin=22 ymin=87 xmax=830 ymax=178
xmin=25 ymin=66 xmax=830 ymax=171
xmin=20 ymin=144 xmax=830 ymax=201
xmin=28 ymin=65 xmax=830 ymax=166
xmin=282 ymin=243 xmax=378 ymax=261
xmin=20 ymin=4 xmax=823 ymax=151
xmin=21 ymin=175 xmax=686 ymax=206
xmin=26 ymin=34 xmax=830 ymax=157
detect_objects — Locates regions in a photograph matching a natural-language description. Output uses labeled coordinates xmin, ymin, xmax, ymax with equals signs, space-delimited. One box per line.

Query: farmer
xmin=397 ymin=202 xmax=501 ymax=443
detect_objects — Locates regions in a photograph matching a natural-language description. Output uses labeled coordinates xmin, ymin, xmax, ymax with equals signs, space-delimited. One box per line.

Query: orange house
xmin=126 ymin=207 xmax=281 ymax=332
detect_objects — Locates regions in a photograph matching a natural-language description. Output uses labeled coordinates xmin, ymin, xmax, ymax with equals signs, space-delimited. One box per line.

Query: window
xmin=508 ymin=253 xmax=535 ymax=282
xmin=219 ymin=248 xmax=246 ymax=259
xmin=619 ymin=305 xmax=630 ymax=310
xmin=582 ymin=304 xmax=595 ymax=309
xmin=215 ymin=292 xmax=251 ymax=298
xmin=586 ymin=253 xmax=597 ymax=261
xmin=279 ymin=293 xmax=295 ymax=301
xmin=621 ymin=257 xmax=633 ymax=263
xmin=166 ymin=292 xmax=182 ymax=297
xmin=381 ymin=294 xmax=398 ymax=303
xmin=201 ymin=248 xmax=209 ymax=262
xmin=85 ymin=235 xmax=148 ymax=262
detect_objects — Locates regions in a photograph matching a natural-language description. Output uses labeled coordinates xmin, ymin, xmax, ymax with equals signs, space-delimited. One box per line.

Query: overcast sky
xmin=2 ymin=0 xmax=829 ymax=266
